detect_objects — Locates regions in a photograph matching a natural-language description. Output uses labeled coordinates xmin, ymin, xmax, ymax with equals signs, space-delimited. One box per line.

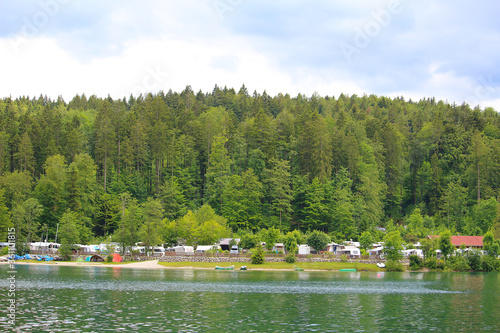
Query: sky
xmin=1 ymin=0 xmax=500 ymax=110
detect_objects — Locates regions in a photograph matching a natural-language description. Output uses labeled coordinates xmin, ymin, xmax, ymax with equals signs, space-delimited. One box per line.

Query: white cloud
xmin=0 ymin=34 xmax=367 ymax=102
xmin=1 ymin=1 xmax=499 ymax=111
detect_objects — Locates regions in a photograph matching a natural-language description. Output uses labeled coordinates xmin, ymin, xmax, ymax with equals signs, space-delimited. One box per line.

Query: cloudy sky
xmin=1 ymin=0 xmax=499 ymax=109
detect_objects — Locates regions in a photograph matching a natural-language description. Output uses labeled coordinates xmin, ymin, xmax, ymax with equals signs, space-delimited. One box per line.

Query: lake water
xmin=1 ymin=265 xmax=499 ymax=332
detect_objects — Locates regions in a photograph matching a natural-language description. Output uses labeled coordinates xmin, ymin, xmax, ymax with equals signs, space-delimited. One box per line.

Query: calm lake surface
xmin=1 ymin=265 xmax=499 ymax=332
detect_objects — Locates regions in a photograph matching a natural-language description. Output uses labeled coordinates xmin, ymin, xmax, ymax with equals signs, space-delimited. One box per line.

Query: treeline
xmin=0 ymin=86 xmax=500 ymax=246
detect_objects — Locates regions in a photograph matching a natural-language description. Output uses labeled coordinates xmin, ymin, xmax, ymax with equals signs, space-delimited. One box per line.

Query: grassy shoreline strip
xmin=158 ymin=261 xmax=381 ymax=271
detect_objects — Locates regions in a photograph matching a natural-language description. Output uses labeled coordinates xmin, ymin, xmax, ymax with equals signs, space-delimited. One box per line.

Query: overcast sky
xmin=1 ymin=0 xmax=499 ymax=110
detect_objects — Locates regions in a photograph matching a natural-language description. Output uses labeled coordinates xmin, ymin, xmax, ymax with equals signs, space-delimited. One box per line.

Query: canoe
xmin=294 ymin=266 xmax=304 ymax=271
xmin=215 ymin=265 xmax=234 ymax=270
xmin=339 ymin=269 xmax=357 ymax=272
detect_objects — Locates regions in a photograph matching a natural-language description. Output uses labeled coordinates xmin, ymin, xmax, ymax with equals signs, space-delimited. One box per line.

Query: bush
xmin=409 ymin=255 xmax=423 ymax=270
xmin=467 ymin=251 xmax=483 ymax=271
xmin=284 ymin=253 xmax=296 ymax=263
xmin=482 ymin=256 xmax=498 ymax=272
xmin=436 ymin=260 xmax=445 ymax=270
xmin=1 ymin=246 xmax=8 ymax=255
xmin=340 ymin=254 xmax=348 ymax=263
xmin=106 ymin=255 xmax=113 ymax=263
xmin=386 ymin=260 xmax=405 ymax=271
xmin=425 ymin=257 xmax=438 ymax=269
xmin=251 ymin=247 xmax=265 ymax=265
xmin=449 ymin=256 xmax=470 ymax=271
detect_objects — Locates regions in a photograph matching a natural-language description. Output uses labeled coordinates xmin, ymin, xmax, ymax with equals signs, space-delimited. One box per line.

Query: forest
xmin=0 ymin=86 xmax=499 ymax=250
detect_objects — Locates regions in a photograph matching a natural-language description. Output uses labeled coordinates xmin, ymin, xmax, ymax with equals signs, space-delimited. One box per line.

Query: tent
xmin=112 ymin=253 xmax=122 ymax=262
xmin=85 ymin=256 xmax=92 ymax=262
xmin=8 ymin=254 xmax=23 ymax=260
xmin=90 ymin=255 xmax=104 ymax=262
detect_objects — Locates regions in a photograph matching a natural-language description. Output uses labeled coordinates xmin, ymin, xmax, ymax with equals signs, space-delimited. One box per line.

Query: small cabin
xmin=298 ymin=244 xmax=310 ymax=255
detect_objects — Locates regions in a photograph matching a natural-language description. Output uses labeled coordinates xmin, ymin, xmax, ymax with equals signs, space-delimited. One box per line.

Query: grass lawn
xmin=158 ymin=261 xmax=381 ymax=271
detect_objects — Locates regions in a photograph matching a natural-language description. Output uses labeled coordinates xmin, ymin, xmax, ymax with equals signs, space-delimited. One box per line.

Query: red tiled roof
xmin=429 ymin=235 xmax=483 ymax=247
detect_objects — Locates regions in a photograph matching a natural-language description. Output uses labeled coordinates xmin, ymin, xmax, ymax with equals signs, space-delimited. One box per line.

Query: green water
xmin=1 ymin=265 xmax=499 ymax=332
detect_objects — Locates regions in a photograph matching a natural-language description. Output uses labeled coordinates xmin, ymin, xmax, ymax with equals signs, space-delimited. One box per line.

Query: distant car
xmin=230 ymin=245 xmax=239 ymax=254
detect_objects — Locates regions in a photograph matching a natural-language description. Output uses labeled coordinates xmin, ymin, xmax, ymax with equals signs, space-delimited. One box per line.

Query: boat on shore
xmin=240 ymin=266 xmax=247 ymax=270
xmin=215 ymin=265 xmax=234 ymax=270
xmin=339 ymin=268 xmax=357 ymax=272
xmin=376 ymin=263 xmax=386 ymax=268
xmin=294 ymin=266 xmax=304 ymax=271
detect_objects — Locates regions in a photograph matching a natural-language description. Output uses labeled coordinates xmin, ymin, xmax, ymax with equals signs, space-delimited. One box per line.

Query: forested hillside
xmin=1 ymin=86 xmax=499 ymax=246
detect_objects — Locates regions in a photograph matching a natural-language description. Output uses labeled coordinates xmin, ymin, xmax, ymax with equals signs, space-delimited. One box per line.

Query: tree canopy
xmin=1 ymin=89 xmax=499 ymax=246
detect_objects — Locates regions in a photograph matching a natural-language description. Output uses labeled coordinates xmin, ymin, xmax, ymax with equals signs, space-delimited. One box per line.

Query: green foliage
xmin=340 ymin=254 xmax=348 ymax=263
xmin=166 ymin=205 xmax=230 ymax=246
xmin=283 ymin=230 xmax=303 ymax=253
xmin=448 ymin=255 xmax=471 ymax=271
xmin=114 ymin=192 xmax=141 ymax=254
xmin=266 ymin=159 xmax=293 ymax=228
xmin=0 ymin=189 xmax=12 ymax=241
xmin=1 ymin=246 xmax=8 ymax=255
xmin=467 ymin=251 xmax=483 ymax=271
xmin=106 ymin=255 xmax=113 ymax=263
xmin=239 ymin=233 xmax=260 ymax=249
xmin=472 ymin=198 xmax=499 ymax=234
xmin=384 ymin=231 xmax=403 ymax=261
xmin=160 ymin=178 xmax=187 ymax=220
xmin=438 ymin=230 xmax=455 ymax=259
xmin=139 ymin=197 xmax=165 ymax=252
xmin=284 ymin=253 xmax=296 ymax=263
xmin=420 ymin=237 xmax=436 ymax=259
xmin=481 ymin=256 xmax=498 ymax=272
xmin=425 ymin=257 xmax=438 ymax=269
xmin=58 ymin=210 xmax=80 ymax=260
xmin=12 ymin=198 xmax=43 ymax=244
xmin=1 ymin=91 xmax=500 ymax=246
xmin=386 ymin=260 xmax=405 ymax=271
xmin=409 ymin=255 xmax=423 ymax=270
xmin=483 ymin=230 xmax=499 ymax=257
xmin=306 ymin=230 xmax=330 ymax=252
xmin=222 ymin=169 xmax=263 ymax=230
xmin=359 ymin=231 xmax=374 ymax=252
xmin=261 ymin=226 xmax=281 ymax=250
xmin=251 ymin=246 xmax=265 ymax=264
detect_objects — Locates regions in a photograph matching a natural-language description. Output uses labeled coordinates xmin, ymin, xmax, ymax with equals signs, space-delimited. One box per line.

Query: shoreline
xmin=0 ymin=260 xmax=485 ymax=273
xmin=1 ymin=260 xmax=376 ymax=272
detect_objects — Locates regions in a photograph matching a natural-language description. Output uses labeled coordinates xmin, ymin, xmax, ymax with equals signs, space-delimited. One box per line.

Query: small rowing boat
xmin=215 ymin=265 xmax=234 ymax=270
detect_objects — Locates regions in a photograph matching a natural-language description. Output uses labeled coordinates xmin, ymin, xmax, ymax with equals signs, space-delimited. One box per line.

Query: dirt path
xmin=118 ymin=260 xmax=161 ymax=268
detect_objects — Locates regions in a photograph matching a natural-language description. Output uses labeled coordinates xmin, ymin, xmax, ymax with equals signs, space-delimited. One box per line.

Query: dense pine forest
xmin=1 ymin=86 xmax=500 ymax=249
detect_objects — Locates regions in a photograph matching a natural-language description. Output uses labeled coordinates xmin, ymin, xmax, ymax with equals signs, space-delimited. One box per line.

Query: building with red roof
xmin=428 ymin=235 xmax=483 ymax=249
